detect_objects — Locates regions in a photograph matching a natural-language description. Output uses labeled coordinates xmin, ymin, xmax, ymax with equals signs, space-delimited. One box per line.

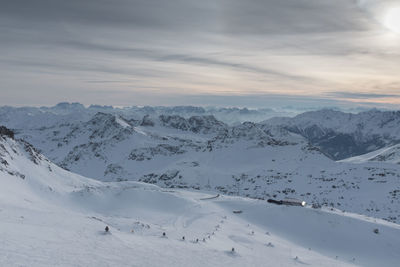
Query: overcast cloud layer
xmin=1 ymin=0 xmax=400 ymax=108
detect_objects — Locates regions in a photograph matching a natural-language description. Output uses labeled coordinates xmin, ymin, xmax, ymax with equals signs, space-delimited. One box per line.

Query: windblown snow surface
xmin=0 ymin=135 xmax=399 ymax=266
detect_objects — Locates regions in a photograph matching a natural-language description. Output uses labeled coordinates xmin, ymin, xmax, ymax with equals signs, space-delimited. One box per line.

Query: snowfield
xmin=1 ymin=134 xmax=400 ymax=266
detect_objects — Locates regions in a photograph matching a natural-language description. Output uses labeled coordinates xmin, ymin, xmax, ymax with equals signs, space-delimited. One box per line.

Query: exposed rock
xmin=0 ymin=126 xmax=14 ymax=139
xmin=141 ymin=115 xmax=155 ymax=127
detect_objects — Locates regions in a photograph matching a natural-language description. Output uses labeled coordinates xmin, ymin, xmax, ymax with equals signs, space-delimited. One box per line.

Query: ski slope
xmin=1 ymin=135 xmax=399 ymax=266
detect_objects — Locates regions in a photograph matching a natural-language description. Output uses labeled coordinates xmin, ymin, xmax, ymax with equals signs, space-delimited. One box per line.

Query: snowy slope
xmin=1 ymin=134 xmax=399 ymax=266
xmin=341 ymin=144 xmax=400 ymax=164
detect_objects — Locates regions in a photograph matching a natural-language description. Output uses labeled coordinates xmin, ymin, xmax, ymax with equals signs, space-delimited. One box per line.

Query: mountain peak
xmin=0 ymin=126 xmax=14 ymax=139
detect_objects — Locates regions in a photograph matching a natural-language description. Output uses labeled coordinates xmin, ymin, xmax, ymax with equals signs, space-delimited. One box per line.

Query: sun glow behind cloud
xmin=384 ymin=7 xmax=400 ymax=33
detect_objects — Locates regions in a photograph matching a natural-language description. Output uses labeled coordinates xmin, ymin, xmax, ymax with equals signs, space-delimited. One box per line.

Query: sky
xmin=1 ymin=0 xmax=400 ymax=108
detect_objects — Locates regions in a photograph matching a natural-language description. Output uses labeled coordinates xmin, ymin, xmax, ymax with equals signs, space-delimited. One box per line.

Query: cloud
xmin=1 ymin=0 xmax=400 ymax=107
xmin=326 ymin=92 xmax=400 ymax=99
xmin=65 ymin=40 xmax=311 ymax=81
xmin=0 ymin=0 xmax=219 ymax=32
xmin=2 ymin=38 xmax=314 ymax=84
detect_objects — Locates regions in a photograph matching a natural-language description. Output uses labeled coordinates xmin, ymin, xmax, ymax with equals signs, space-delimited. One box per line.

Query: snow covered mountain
xmin=264 ymin=109 xmax=400 ymax=160
xmin=1 ymin=130 xmax=399 ymax=266
xmin=1 ymin=105 xmax=400 ymax=225
xmin=5 ymin=104 xmax=400 ymax=160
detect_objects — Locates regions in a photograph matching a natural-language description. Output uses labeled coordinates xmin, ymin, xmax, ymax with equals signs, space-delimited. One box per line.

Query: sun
xmin=383 ymin=7 xmax=400 ymax=34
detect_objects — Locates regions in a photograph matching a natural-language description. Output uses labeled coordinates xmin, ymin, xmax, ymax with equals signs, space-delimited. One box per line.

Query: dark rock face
xmin=188 ymin=115 xmax=226 ymax=134
xmin=129 ymin=144 xmax=186 ymax=161
xmin=159 ymin=115 xmax=189 ymax=131
xmin=159 ymin=114 xmax=227 ymax=134
xmin=288 ymin=126 xmax=387 ymax=160
xmin=21 ymin=140 xmax=45 ymax=165
xmin=262 ymin=109 xmax=400 ymax=160
xmin=141 ymin=115 xmax=155 ymax=126
xmin=0 ymin=126 xmax=14 ymax=139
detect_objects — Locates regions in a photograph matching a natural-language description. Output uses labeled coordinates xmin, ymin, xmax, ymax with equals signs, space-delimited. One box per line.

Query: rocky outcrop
xmin=0 ymin=126 xmax=14 ymax=139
